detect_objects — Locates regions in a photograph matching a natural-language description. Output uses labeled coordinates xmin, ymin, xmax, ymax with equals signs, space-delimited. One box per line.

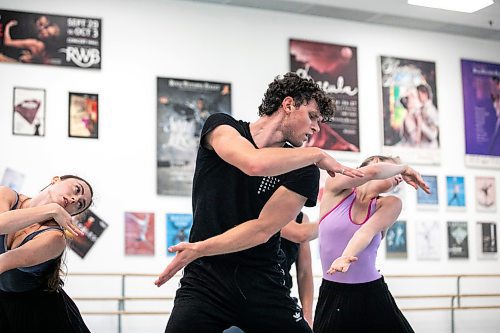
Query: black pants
xmin=165 ymin=258 xmax=312 ymax=333
xmin=314 ymin=277 xmax=414 ymax=333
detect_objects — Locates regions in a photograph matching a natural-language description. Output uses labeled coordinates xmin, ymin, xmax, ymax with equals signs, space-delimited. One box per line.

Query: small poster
xmin=417 ymin=175 xmax=438 ymax=207
xmin=0 ymin=167 xmax=25 ymax=192
xmin=380 ymin=56 xmax=440 ymax=164
xmin=12 ymin=87 xmax=45 ymax=136
xmin=157 ymin=77 xmax=231 ymax=196
xmin=166 ymin=213 xmax=192 ymax=256
xmin=475 ymin=176 xmax=496 ymax=212
xmin=386 ymin=220 xmax=407 ymax=258
xmin=477 ymin=222 xmax=497 ymax=259
xmin=446 ymin=176 xmax=466 ymax=209
xmin=125 ymin=212 xmax=155 ymax=255
xmin=68 ymin=92 xmax=98 ymax=138
xmin=0 ymin=9 xmax=101 ymax=69
xmin=69 ymin=209 xmax=108 ymax=258
xmin=415 ymin=220 xmax=441 ymax=260
xmin=447 ymin=221 xmax=469 ymax=259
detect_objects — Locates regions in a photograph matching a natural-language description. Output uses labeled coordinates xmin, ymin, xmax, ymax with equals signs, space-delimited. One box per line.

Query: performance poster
xmin=475 ymin=176 xmax=496 ymax=212
xmin=380 ymin=56 xmax=440 ymax=164
xmin=476 ymin=222 xmax=497 ymax=259
xmin=157 ymin=77 xmax=231 ymax=196
xmin=417 ymin=175 xmax=438 ymax=207
xmin=415 ymin=220 xmax=441 ymax=260
xmin=13 ymin=87 xmax=45 ymax=136
xmin=447 ymin=221 xmax=469 ymax=259
xmin=446 ymin=176 xmax=466 ymax=209
xmin=0 ymin=167 xmax=25 ymax=192
xmin=290 ymin=39 xmax=360 ymax=153
xmin=0 ymin=9 xmax=101 ymax=68
xmin=166 ymin=213 xmax=192 ymax=256
xmin=386 ymin=220 xmax=407 ymax=258
xmin=69 ymin=210 xmax=108 ymax=259
xmin=68 ymin=92 xmax=98 ymax=138
xmin=125 ymin=212 xmax=155 ymax=256
xmin=461 ymin=59 xmax=500 ymax=168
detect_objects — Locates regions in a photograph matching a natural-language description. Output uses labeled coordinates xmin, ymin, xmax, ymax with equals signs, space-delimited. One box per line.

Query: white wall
xmin=1 ymin=0 xmax=499 ymax=332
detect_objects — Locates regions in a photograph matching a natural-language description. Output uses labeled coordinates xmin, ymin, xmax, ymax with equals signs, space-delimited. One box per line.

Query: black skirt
xmin=313 ymin=276 xmax=414 ymax=333
xmin=0 ymin=287 xmax=90 ymax=333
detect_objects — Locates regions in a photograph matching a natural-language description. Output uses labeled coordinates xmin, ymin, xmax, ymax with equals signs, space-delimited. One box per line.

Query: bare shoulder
xmin=0 ymin=186 xmax=17 ymax=210
xmin=377 ymin=195 xmax=402 ymax=211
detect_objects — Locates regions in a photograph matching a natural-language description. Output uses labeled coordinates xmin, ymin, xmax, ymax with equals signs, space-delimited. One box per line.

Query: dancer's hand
xmin=327 ymin=255 xmax=358 ymax=274
xmin=154 ymin=242 xmax=201 ymax=287
xmin=317 ymin=154 xmax=364 ymax=178
xmin=401 ymin=167 xmax=430 ymax=194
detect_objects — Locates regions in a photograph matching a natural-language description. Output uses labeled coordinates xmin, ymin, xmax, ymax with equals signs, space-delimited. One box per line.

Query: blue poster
xmin=417 ymin=175 xmax=438 ymax=206
xmin=386 ymin=220 xmax=407 ymax=258
xmin=446 ymin=176 xmax=466 ymax=208
xmin=166 ymin=213 xmax=192 ymax=256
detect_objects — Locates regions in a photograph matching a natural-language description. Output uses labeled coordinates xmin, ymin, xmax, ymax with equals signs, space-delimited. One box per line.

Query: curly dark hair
xmin=258 ymin=72 xmax=335 ymax=122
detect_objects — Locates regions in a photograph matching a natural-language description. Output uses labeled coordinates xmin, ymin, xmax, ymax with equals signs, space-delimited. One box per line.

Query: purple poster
xmin=461 ymin=59 xmax=500 ymax=168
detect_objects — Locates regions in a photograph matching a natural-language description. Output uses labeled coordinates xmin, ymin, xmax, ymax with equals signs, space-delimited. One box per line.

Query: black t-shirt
xmin=190 ymin=113 xmax=319 ymax=267
xmin=280 ymin=212 xmax=303 ymax=290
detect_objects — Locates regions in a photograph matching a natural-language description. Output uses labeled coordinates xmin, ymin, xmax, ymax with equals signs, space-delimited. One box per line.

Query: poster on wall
xmin=446 ymin=176 xmax=466 ymax=210
xmin=476 ymin=221 xmax=497 ymax=260
xmin=290 ymin=39 xmax=360 ymax=154
xmin=69 ymin=210 xmax=108 ymax=259
xmin=125 ymin=212 xmax=155 ymax=255
xmin=417 ymin=175 xmax=438 ymax=208
xmin=380 ymin=56 xmax=440 ymax=164
xmin=385 ymin=220 xmax=407 ymax=258
xmin=68 ymin=92 xmax=98 ymax=138
xmin=0 ymin=9 xmax=101 ymax=69
xmin=166 ymin=213 xmax=192 ymax=256
xmin=461 ymin=59 xmax=500 ymax=168
xmin=415 ymin=220 xmax=441 ymax=260
xmin=0 ymin=167 xmax=25 ymax=192
xmin=475 ymin=176 xmax=496 ymax=212
xmin=447 ymin=221 xmax=469 ymax=259
xmin=12 ymin=87 xmax=45 ymax=136
xmin=157 ymin=77 xmax=231 ymax=196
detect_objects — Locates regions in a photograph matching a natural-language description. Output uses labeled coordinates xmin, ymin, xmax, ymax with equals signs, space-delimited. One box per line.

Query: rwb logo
xmin=59 ymin=47 xmax=101 ymax=68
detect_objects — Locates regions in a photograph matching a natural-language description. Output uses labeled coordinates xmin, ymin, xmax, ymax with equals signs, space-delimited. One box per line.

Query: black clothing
xmin=280 ymin=212 xmax=304 ymax=290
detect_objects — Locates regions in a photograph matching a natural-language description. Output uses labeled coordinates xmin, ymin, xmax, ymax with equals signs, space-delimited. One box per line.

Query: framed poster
xmin=0 ymin=9 xmax=101 ymax=68
xmin=476 ymin=221 xmax=497 ymax=260
xmin=69 ymin=210 xmax=108 ymax=259
xmin=417 ymin=175 xmax=438 ymax=208
xmin=461 ymin=59 xmax=500 ymax=168
xmin=415 ymin=220 xmax=441 ymax=260
xmin=12 ymin=87 xmax=45 ymax=136
xmin=290 ymin=39 xmax=360 ymax=153
xmin=446 ymin=176 xmax=466 ymax=209
xmin=157 ymin=77 xmax=231 ymax=196
xmin=125 ymin=212 xmax=155 ymax=255
xmin=386 ymin=220 xmax=407 ymax=258
xmin=0 ymin=167 xmax=25 ymax=192
xmin=68 ymin=92 xmax=98 ymax=138
xmin=166 ymin=213 xmax=192 ymax=256
xmin=380 ymin=56 xmax=440 ymax=164
xmin=475 ymin=176 xmax=496 ymax=212
xmin=447 ymin=221 xmax=469 ymax=259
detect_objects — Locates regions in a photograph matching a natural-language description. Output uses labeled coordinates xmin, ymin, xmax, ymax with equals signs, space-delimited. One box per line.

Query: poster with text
xmin=446 ymin=176 xmax=466 ymax=209
xmin=461 ymin=59 xmax=500 ymax=168
xmin=477 ymin=222 xmax=497 ymax=260
xmin=0 ymin=167 xmax=25 ymax=192
xmin=12 ymin=87 xmax=45 ymax=136
xmin=475 ymin=176 xmax=496 ymax=212
xmin=125 ymin=212 xmax=155 ymax=255
xmin=166 ymin=213 xmax=192 ymax=256
xmin=290 ymin=39 xmax=359 ymax=153
xmin=68 ymin=92 xmax=98 ymax=138
xmin=447 ymin=221 xmax=469 ymax=259
xmin=380 ymin=56 xmax=440 ymax=164
xmin=417 ymin=175 xmax=438 ymax=208
xmin=69 ymin=210 xmax=108 ymax=258
xmin=386 ymin=220 xmax=407 ymax=258
xmin=157 ymin=77 xmax=231 ymax=196
xmin=0 ymin=9 xmax=101 ymax=68
xmin=415 ymin=220 xmax=441 ymax=260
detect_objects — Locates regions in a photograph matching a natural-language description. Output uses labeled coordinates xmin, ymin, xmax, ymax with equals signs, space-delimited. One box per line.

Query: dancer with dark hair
xmin=0 ymin=175 xmax=93 ymax=332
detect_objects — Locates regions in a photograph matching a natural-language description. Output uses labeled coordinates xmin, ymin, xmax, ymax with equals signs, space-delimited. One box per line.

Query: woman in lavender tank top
xmin=314 ymin=155 xmax=430 ymax=333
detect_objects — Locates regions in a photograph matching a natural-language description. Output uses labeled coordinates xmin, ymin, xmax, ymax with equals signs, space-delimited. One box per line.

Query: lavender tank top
xmin=319 ymin=190 xmax=382 ymax=283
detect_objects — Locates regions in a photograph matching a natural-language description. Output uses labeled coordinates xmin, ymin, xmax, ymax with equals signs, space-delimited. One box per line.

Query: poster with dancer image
xmin=0 ymin=167 xmax=25 ymax=192
xmin=68 ymin=92 xmax=98 ymax=138
xmin=417 ymin=175 xmax=438 ymax=208
xmin=0 ymin=9 xmax=101 ymax=68
xmin=447 ymin=221 xmax=469 ymax=259
xmin=415 ymin=220 xmax=441 ymax=260
xmin=461 ymin=59 xmax=500 ymax=168
xmin=12 ymin=87 xmax=45 ymax=136
xmin=157 ymin=77 xmax=231 ymax=196
xmin=380 ymin=56 xmax=440 ymax=164
xmin=125 ymin=212 xmax=155 ymax=255
xmin=290 ymin=39 xmax=359 ymax=154
xmin=475 ymin=176 xmax=496 ymax=212
xmin=386 ymin=220 xmax=407 ymax=258
xmin=476 ymin=222 xmax=497 ymax=260
xmin=166 ymin=213 xmax=192 ymax=256
xmin=69 ymin=210 xmax=108 ymax=258
xmin=446 ymin=176 xmax=466 ymax=209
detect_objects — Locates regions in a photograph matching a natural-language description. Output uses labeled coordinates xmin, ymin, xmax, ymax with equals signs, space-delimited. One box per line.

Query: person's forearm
xmin=281 ymin=222 xmax=318 ymax=243
xmin=297 ymin=272 xmax=314 ymax=323
xmin=0 ymin=205 xmax=56 ymax=234
xmin=341 ymin=229 xmax=375 ymax=257
xmin=246 ymin=147 xmax=325 ymax=176
xmin=369 ymin=163 xmax=407 ymax=180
